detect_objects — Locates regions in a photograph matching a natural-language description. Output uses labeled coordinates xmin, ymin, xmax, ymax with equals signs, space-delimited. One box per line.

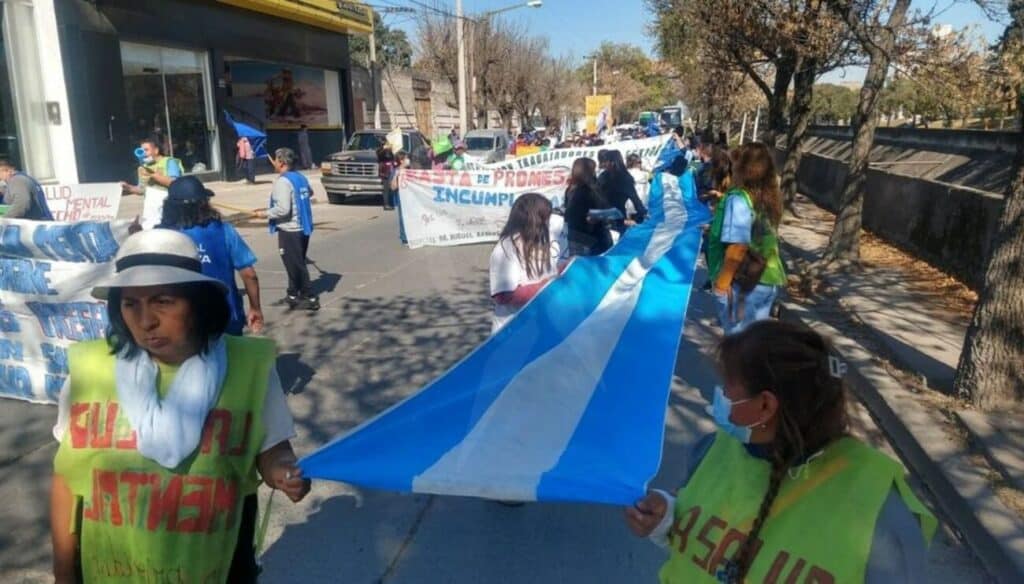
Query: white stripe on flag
xmin=411 ymin=186 xmax=688 ymax=500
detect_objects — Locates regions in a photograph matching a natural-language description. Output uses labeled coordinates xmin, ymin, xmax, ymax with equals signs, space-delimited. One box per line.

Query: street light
xmin=456 ymin=0 xmax=543 ymax=134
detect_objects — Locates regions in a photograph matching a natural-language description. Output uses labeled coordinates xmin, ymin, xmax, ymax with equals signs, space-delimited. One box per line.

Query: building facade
xmin=1 ymin=0 xmax=370 ymax=185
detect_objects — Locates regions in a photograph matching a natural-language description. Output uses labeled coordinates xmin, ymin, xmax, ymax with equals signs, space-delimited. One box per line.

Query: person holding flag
xmin=255 ymin=147 xmax=318 ymax=311
xmin=624 ymin=320 xmax=935 ymax=583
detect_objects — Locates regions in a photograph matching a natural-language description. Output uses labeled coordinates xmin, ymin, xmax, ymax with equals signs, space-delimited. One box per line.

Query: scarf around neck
xmin=115 ymin=336 xmax=228 ymax=469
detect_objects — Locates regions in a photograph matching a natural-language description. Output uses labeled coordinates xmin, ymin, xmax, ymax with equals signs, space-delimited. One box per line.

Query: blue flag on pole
xmin=300 ymin=171 xmax=712 ymax=505
xmin=223 ymin=111 xmax=268 ymax=158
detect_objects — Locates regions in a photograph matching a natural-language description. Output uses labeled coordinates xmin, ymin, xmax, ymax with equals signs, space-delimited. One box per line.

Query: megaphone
xmin=134 ymin=147 xmax=147 ymax=165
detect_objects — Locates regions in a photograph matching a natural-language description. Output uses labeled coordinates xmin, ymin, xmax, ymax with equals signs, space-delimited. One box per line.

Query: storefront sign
xmin=398 ymin=169 xmax=569 ymax=249
xmin=43 ymin=183 xmax=123 ymax=222
xmin=0 ymin=218 xmax=131 ymax=404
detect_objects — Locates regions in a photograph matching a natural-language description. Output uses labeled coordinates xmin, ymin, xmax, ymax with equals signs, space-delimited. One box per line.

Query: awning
xmin=218 ymin=0 xmax=373 ymax=35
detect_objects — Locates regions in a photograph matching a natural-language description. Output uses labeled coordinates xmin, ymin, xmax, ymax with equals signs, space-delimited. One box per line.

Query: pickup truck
xmin=320 ymin=129 xmax=431 ymax=204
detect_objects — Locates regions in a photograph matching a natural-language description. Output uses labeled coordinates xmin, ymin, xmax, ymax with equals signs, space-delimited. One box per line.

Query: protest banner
xmin=0 ymin=217 xmax=130 ymax=404
xmin=466 ymin=135 xmax=669 ymax=172
xmin=301 ymin=172 xmax=713 ymax=505
xmin=585 ymin=94 xmax=613 ymax=134
xmin=398 ymin=168 xmax=569 ymax=249
xmin=43 ymin=183 xmax=123 ymax=222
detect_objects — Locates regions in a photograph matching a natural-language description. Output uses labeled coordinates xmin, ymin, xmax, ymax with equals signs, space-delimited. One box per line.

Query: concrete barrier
xmin=809 ymin=125 xmax=1019 ymax=155
xmin=794 ymin=151 xmax=1004 ymax=289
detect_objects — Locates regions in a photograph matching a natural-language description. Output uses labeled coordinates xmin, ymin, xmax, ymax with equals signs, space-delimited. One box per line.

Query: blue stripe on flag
xmin=536 ymin=174 xmax=708 ymax=504
xmin=299 ymin=217 xmax=660 ymax=491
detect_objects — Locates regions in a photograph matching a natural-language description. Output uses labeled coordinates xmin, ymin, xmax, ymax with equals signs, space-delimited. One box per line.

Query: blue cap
xmin=167 ymin=175 xmax=214 ymax=202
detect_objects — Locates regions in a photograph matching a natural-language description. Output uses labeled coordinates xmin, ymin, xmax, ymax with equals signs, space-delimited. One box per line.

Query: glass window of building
xmin=1 ymin=0 xmax=54 ymax=179
xmin=120 ymin=42 xmax=220 ymax=174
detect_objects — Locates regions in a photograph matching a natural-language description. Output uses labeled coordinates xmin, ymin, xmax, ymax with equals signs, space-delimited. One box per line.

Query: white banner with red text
xmin=43 ymin=183 xmax=123 ymax=222
xmin=398 ymin=168 xmax=569 ymax=249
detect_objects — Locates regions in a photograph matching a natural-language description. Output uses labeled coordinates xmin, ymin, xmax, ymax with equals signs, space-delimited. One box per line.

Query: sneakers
xmin=297 ymin=296 xmax=320 ymax=311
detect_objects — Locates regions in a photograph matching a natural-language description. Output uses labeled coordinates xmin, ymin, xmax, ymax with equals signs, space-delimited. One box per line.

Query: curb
xmin=780 ymin=299 xmax=1024 ymax=583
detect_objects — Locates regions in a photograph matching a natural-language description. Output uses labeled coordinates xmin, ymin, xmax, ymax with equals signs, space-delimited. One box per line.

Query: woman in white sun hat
xmin=49 ymin=228 xmax=309 ymax=583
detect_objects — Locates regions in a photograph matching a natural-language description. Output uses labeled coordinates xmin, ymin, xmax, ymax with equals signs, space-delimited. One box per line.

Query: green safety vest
xmin=53 ymin=335 xmax=276 ymax=583
xmin=141 ymin=156 xmax=183 ymax=189
xmin=659 ymin=431 xmax=937 ymax=584
xmin=706 ymin=188 xmax=787 ymax=287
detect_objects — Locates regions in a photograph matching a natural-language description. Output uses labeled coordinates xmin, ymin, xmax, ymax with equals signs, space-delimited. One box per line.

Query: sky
xmin=382 ymin=0 xmax=1009 ymax=80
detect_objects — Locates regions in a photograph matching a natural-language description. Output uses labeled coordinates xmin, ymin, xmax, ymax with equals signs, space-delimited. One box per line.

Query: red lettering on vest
xmin=803 ymin=566 xmax=835 ymax=584
xmin=147 ymin=475 xmax=183 ymax=531
xmin=69 ymin=402 xmax=91 ymax=447
xmin=228 ymin=412 xmax=252 ymax=456
xmin=706 ymin=528 xmax=749 ymax=576
xmin=692 ymin=515 xmax=727 ymax=570
xmin=200 ymin=409 xmax=232 ymax=455
xmin=119 ymin=471 xmax=151 ymax=527
xmin=671 ymin=505 xmax=701 ymax=554
xmin=90 ymin=403 xmax=118 ymax=449
xmin=177 ymin=476 xmax=215 ymax=533
xmin=115 ymin=429 xmax=137 ymax=451
xmin=211 ymin=478 xmax=239 ymax=532
xmin=83 ymin=469 xmax=123 ymax=525
xmin=785 ymin=558 xmax=807 ymax=584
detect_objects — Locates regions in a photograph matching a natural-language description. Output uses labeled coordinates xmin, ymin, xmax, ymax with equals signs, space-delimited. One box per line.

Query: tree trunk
xmin=954 ymin=107 xmax=1024 ymax=409
xmin=780 ymin=60 xmax=816 ymax=211
xmin=824 ymin=0 xmax=911 ymax=266
xmin=954 ymin=6 xmax=1024 ymax=410
xmin=765 ymin=54 xmax=796 ymax=147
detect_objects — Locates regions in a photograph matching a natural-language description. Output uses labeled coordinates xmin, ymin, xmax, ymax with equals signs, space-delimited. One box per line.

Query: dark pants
xmin=227 ymin=494 xmax=260 ymax=582
xmin=278 ymin=230 xmax=312 ymax=299
xmin=382 ymin=181 xmax=398 ymax=209
xmin=245 ymin=158 xmax=256 ymax=183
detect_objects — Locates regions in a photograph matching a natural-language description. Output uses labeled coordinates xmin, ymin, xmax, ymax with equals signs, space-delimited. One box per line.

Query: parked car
xmin=320 ymin=129 xmax=431 ymax=204
xmin=463 ymin=129 xmax=511 ymax=164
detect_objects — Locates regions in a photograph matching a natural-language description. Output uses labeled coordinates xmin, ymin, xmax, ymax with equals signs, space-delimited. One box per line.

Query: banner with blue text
xmin=398 ymin=168 xmax=569 ymax=249
xmin=0 ymin=218 xmax=130 ymax=403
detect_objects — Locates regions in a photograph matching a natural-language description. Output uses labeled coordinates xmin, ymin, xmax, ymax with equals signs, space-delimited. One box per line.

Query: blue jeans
xmin=396 ymin=192 xmax=407 ymax=244
xmin=714 ymin=284 xmax=779 ymax=335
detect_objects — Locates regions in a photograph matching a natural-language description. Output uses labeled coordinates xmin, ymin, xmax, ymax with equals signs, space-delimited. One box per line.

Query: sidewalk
xmin=116 ymin=169 xmax=330 ymax=222
xmin=779 ymin=195 xmax=1024 ymax=583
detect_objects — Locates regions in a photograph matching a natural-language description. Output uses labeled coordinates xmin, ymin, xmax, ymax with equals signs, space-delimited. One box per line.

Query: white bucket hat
xmin=91 ymin=229 xmax=228 ymax=300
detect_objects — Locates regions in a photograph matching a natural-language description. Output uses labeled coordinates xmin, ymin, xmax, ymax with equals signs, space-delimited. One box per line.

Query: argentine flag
xmin=300 ymin=170 xmax=712 ymax=505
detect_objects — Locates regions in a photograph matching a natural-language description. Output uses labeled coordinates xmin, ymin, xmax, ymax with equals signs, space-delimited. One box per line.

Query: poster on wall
xmin=227 ymin=61 xmax=331 ymax=127
xmin=586 ymin=95 xmax=613 ymax=135
xmin=43 ymin=183 xmax=123 ymax=222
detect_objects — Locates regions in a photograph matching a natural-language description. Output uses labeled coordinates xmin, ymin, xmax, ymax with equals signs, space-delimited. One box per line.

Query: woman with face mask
xmin=624 ymin=321 xmax=936 ymax=584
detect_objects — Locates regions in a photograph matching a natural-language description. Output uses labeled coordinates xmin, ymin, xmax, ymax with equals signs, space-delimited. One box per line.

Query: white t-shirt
xmin=627 ymin=168 xmax=651 ymax=215
xmin=53 ymin=366 xmax=296 ymax=454
xmin=489 ymin=214 xmax=566 ymax=333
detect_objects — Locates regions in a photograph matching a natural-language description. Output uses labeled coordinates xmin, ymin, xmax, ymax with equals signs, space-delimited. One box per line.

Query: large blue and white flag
xmin=301 ymin=170 xmax=712 ymax=505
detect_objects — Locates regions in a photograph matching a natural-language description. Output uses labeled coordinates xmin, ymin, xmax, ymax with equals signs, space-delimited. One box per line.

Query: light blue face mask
xmin=705 ymin=385 xmax=762 ymax=444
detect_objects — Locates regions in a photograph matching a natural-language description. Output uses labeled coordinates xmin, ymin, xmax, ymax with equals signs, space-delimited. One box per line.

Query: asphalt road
xmin=0 ymin=181 xmax=992 ymax=583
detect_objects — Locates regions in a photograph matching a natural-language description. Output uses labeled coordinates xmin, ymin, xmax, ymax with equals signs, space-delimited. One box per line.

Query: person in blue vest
xmin=0 ymin=158 xmax=54 ymax=220
xmin=255 ymin=147 xmax=319 ymax=311
xmin=159 ymin=175 xmax=264 ymax=335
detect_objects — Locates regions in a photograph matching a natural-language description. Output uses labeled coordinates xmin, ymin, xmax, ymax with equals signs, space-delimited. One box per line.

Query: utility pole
xmin=592 ymin=57 xmax=597 ymax=96
xmin=369 ymin=25 xmax=380 ymax=129
xmin=456 ymin=0 xmax=468 ymax=136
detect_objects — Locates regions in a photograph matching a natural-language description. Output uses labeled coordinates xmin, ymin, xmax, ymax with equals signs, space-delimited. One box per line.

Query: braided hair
xmin=716 ymin=320 xmax=850 ymax=583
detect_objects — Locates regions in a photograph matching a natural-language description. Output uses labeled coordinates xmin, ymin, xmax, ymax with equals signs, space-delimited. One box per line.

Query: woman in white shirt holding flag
xmin=489 ymin=193 xmax=567 ymax=333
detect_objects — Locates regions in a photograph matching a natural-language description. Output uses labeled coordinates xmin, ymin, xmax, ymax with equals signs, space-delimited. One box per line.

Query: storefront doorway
xmin=120 ymin=41 xmax=220 ymax=174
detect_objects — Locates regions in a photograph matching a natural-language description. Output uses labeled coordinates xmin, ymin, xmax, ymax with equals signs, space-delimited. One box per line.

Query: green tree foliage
xmin=350 ymin=13 xmax=413 ymax=69
xmin=811 ymin=83 xmax=859 ymax=124
xmin=574 ymin=42 xmax=683 ymax=123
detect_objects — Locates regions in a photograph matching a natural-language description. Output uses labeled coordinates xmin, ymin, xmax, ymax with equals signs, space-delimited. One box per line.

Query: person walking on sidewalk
xmin=237 ymin=136 xmax=256 ymax=184
xmin=255 ymin=147 xmax=319 ymax=311
xmin=625 ymin=320 xmax=936 ymax=584
xmin=121 ymin=135 xmax=183 ymax=230
xmin=160 ymin=176 xmax=264 ymax=335
xmin=0 ymin=158 xmax=54 ymax=220
xmin=50 ymin=229 xmax=310 ymax=584
xmin=707 ymin=143 xmax=785 ymax=335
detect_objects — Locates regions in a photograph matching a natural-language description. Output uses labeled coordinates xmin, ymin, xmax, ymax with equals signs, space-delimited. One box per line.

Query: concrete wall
xmin=808 ymin=126 xmax=1019 ymax=156
xmin=795 ymin=150 xmax=1005 ymax=289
